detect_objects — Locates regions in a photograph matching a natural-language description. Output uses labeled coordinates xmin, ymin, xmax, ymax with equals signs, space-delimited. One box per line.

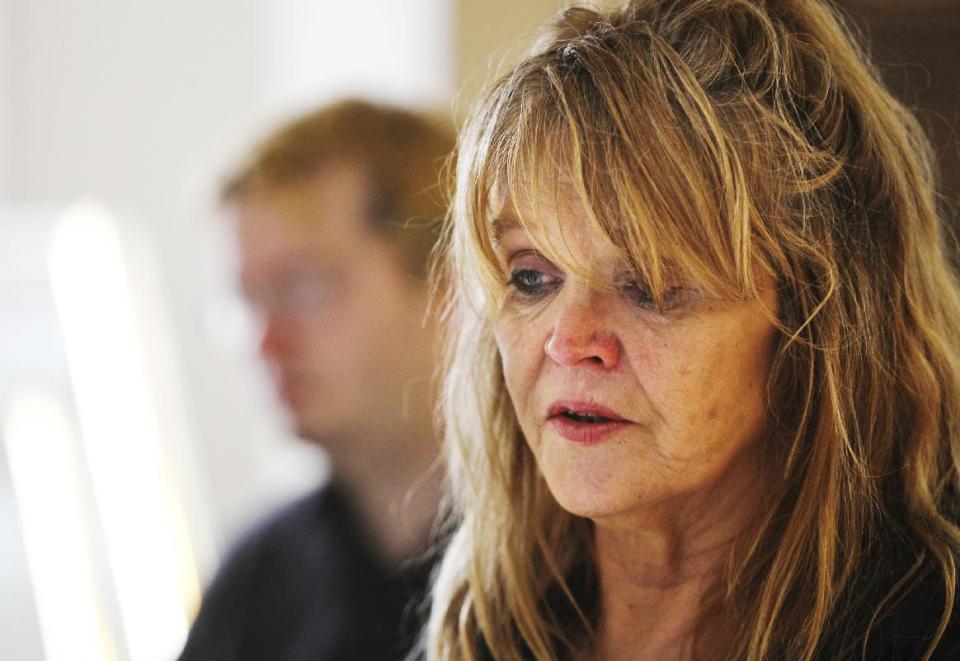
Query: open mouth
xmin=546 ymin=401 xmax=631 ymax=445
xmin=558 ymin=410 xmax=614 ymax=423
xmin=548 ymin=401 xmax=628 ymax=423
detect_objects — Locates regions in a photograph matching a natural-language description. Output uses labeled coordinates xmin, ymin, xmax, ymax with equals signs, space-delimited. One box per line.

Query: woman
xmin=426 ymin=0 xmax=960 ymax=659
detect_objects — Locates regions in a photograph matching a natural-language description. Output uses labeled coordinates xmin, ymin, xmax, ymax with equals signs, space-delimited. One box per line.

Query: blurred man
xmin=179 ymin=100 xmax=453 ymax=661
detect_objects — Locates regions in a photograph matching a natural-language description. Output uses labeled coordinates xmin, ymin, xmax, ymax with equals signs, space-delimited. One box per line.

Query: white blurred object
xmin=48 ymin=200 xmax=198 ymax=661
xmin=3 ymin=388 xmax=117 ymax=661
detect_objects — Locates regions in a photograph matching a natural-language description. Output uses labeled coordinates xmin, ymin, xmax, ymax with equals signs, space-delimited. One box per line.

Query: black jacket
xmin=178 ymin=484 xmax=430 ymax=661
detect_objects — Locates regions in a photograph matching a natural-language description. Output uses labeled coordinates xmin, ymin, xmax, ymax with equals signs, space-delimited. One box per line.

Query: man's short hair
xmin=222 ymin=99 xmax=455 ymax=279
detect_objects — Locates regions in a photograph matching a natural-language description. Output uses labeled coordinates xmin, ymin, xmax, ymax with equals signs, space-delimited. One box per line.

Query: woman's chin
xmin=540 ymin=468 xmax=648 ymax=523
xmin=534 ymin=434 xmax=657 ymax=521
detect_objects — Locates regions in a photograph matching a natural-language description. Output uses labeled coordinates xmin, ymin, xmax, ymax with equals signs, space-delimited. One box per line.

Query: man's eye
xmin=241 ymin=273 xmax=341 ymax=316
xmin=280 ymin=275 xmax=338 ymax=311
xmin=507 ymin=268 xmax=560 ymax=299
xmin=242 ymin=285 xmax=266 ymax=310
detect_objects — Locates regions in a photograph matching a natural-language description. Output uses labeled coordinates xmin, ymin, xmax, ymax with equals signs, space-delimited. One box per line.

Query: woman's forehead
xmin=490 ymin=189 xmax=602 ymax=244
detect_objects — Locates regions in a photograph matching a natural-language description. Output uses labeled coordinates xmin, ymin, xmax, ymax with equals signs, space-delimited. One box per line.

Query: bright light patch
xmin=257 ymin=0 xmax=452 ymax=109
xmin=2 ymin=388 xmax=117 ymax=661
xmin=48 ymin=200 xmax=191 ymax=661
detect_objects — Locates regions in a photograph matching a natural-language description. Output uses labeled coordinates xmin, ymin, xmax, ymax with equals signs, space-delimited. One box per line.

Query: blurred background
xmin=0 ymin=0 xmax=956 ymax=659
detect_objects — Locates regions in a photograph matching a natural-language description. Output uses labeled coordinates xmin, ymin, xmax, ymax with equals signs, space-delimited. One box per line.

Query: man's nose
xmin=258 ymin=314 xmax=294 ymax=362
xmin=543 ymin=288 xmax=621 ymax=369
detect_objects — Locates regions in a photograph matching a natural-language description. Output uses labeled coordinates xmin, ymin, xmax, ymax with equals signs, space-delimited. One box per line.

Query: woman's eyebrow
xmin=490 ymin=217 xmax=521 ymax=246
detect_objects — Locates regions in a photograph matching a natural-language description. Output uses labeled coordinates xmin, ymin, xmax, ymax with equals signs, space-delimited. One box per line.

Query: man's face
xmin=231 ymin=163 xmax=431 ymax=447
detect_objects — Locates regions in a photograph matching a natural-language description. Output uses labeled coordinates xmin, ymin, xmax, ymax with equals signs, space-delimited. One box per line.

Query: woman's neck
xmin=589 ymin=463 xmax=763 ymax=660
xmin=591 ymin=526 xmax=732 ymax=660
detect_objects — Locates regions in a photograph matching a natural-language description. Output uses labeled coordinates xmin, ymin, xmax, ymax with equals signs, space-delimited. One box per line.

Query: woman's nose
xmin=543 ymin=290 xmax=621 ymax=369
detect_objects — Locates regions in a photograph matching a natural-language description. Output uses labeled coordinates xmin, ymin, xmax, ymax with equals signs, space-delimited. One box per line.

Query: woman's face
xmin=491 ymin=192 xmax=780 ymax=526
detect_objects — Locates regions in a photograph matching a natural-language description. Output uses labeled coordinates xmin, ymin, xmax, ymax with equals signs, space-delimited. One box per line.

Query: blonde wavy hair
xmin=426 ymin=0 xmax=960 ymax=659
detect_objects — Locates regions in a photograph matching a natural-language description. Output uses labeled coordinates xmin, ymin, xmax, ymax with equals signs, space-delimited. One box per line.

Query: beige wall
xmin=454 ymin=0 xmax=568 ymax=119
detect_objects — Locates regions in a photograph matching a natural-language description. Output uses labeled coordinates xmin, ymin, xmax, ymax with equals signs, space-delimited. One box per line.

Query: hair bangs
xmin=462 ymin=25 xmax=771 ymax=310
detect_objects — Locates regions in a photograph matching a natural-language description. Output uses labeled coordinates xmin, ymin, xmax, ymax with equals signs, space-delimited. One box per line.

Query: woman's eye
xmin=620 ymin=281 xmax=686 ymax=312
xmin=507 ymin=268 xmax=560 ymax=300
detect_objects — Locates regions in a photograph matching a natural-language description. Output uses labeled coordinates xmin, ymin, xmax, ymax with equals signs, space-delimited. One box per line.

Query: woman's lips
xmin=546 ymin=400 xmax=633 ymax=445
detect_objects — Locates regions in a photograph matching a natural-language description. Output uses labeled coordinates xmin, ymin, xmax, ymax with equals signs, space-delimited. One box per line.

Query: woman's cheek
xmin=495 ymin=316 xmax=541 ymax=417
